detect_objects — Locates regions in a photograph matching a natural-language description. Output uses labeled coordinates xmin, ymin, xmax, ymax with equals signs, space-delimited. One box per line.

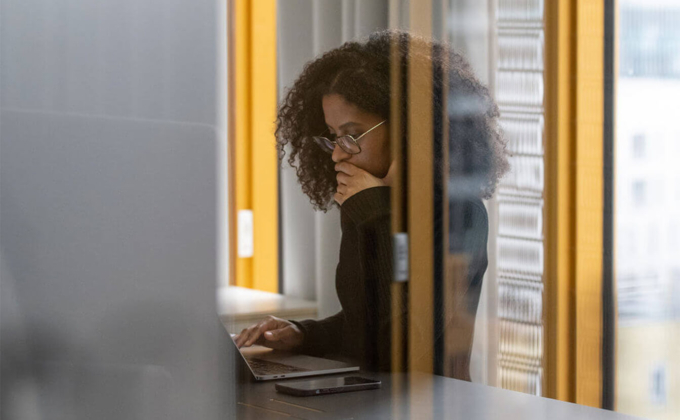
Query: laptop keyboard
xmin=245 ymin=357 xmax=310 ymax=375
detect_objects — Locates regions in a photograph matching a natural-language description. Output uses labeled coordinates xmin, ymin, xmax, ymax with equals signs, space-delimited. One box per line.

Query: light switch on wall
xmin=238 ymin=209 xmax=254 ymax=258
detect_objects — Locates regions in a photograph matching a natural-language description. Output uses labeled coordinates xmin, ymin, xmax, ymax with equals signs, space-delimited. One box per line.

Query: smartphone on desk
xmin=275 ymin=376 xmax=381 ymax=397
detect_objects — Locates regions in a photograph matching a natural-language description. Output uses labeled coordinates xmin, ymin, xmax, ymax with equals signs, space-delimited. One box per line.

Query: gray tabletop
xmin=236 ymin=372 xmax=643 ymax=420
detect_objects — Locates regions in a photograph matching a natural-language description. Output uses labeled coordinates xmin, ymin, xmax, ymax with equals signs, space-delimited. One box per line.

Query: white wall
xmin=277 ymin=0 xmax=388 ymax=317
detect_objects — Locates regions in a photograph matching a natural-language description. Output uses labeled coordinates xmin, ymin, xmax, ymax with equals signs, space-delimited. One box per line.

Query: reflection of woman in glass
xmin=234 ymin=30 xmax=508 ymax=380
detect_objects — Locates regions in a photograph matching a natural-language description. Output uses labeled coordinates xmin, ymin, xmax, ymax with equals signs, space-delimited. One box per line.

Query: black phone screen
xmin=275 ymin=376 xmax=381 ymax=396
xmin=283 ymin=376 xmax=378 ymax=391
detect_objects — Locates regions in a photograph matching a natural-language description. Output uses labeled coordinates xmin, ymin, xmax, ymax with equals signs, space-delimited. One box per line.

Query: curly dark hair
xmin=276 ymin=30 xmax=509 ymax=211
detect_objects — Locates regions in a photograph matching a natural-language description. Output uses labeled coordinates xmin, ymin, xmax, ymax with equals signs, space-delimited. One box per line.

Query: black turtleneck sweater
xmin=291 ymin=186 xmax=488 ymax=380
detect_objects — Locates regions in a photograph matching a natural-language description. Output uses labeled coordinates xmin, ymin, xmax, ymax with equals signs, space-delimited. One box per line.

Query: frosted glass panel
xmin=499 ymin=362 xmax=542 ymax=395
xmin=497 ymin=237 xmax=544 ymax=276
xmin=498 ymin=200 xmax=543 ymax=239
xmin=497 ymin=0 xmax=544 ymax=22
xmin=498 ymin=278 xmax=543 ymax=324
xmin=496 ymin=71 xmax=544 ymax=107
xmin=499 ymin=114 xmax=544 ymax=155
xmin=494 ymin=0 xmax=545 ymax=396
xmin=615 ymin=3 xmax=680 ymax=419
xmin=498 ymin=29 xmax=544 ymax=71
xmin=499 ymin=319 xmax=543 ymax=360
xmin=499 ymin=156 xmax=544 ymax=193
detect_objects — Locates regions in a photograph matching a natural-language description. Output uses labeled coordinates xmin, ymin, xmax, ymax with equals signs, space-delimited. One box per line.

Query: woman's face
xmin=321 ymin=94 xmax=391 ymax=178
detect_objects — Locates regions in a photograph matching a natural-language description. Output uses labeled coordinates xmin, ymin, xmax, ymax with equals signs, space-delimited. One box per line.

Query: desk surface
xmin=218 ymin=286 xmax=317 ymax=319
xmin=236 ymin=371 xmax=642 ymax=420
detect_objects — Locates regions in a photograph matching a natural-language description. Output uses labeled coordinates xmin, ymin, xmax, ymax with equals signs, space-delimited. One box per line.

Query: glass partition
xmin=615 ymin=1 xmax=680 ymax=419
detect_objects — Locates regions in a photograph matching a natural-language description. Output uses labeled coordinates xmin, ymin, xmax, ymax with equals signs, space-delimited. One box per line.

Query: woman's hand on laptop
xmin=234 ymin=316 xmax=304 ymax=351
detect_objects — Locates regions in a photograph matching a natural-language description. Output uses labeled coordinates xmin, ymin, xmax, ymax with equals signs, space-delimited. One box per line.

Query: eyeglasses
xmin=312 ymin=120 xmax=387 ymax=155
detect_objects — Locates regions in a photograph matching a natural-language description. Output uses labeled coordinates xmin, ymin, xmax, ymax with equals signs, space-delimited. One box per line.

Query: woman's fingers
xmin=236 ymin=325 xmax=258 ymax=347
xmin=236 ymin=326 xmax=257 ymax=348
xmin=336 ymin=162 xmax=381 ymax=186
xmin=234 ymin=329 xmax=246 ymax=347
xmin=334 ymin=161 xmax=358 ymax=176
xmin=234 ymin=317 xmax=303 ymax=351
xmin=336 ymin=172 xmax=349 ymax=185
xmin=263 ymin=325 xmax=304 ymax=350
xmin=244 ymin=319 xmax=275 ymax=347
xmin=334 ymin=162 xmax=386 ymax=205
xmin=236 ymin=316 xmax=278 ymax=348
xmin=263 ymin=327 xmax=288 ymax=341
xmin=335 ymin=162 xmax=386 ymax=206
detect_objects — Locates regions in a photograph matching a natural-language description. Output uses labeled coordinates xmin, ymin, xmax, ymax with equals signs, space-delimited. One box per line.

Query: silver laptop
xmin=230 ymin=334 xmax=359 ymax=381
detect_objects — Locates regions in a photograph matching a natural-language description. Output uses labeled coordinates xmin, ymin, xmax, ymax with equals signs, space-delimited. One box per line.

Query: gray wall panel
xmin=0 ymin=1 xmax=233 ymax=417
xmin=277 ymin=0 xmax=318 ymax=301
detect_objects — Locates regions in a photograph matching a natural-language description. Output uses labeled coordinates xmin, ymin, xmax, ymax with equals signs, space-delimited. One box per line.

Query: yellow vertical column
xmin=545 ymin=0 xmax=575 ymax=403
xmin=408 ymin=3 xmax=435 ymax=419
xmin=389 ymin=13 xmax=408 ymax=419
xmin=234 ymin=0 xmax=253 ymax=288
xmin=408 ymin=0 xmax=434 ymax=377
xmin=233 ymin=0 xmax=278 ymax=292
xmin=390 ymin=28 xmax=406 ymax=375
xmin=545 ymin=0 xmax=604 ymax=408
xmin=574 ymin=0 xmax=605 ymax=407
xmin=250 ymin=0 xmax=278 ymax=293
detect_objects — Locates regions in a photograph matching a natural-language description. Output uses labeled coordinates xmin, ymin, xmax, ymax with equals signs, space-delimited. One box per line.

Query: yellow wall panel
xmin=250 ymin=0 xmax=278 ymax=293
xmin=545 ymin=0 xmax=605 ymax=408
xmin=408 ymin=0 xmax=434 ymax=377
xmin=232 ymin=0 xmax=278 ymax=292
xmin=545 ymin=0 xmax=576 ymax=403
xmin=235 ymin=0 xmax=252 ymax=288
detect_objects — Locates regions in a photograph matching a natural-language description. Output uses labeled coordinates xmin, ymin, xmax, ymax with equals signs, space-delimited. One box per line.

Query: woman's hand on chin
xmin=233 ymin=315 xmax=304 ymax=351
xmin=334 ymin=160 xmax=395 ymax=205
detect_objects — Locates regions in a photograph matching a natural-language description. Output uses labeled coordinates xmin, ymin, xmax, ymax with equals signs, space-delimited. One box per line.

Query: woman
xmin=234 ymin=30 xmax=508 ymax=380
